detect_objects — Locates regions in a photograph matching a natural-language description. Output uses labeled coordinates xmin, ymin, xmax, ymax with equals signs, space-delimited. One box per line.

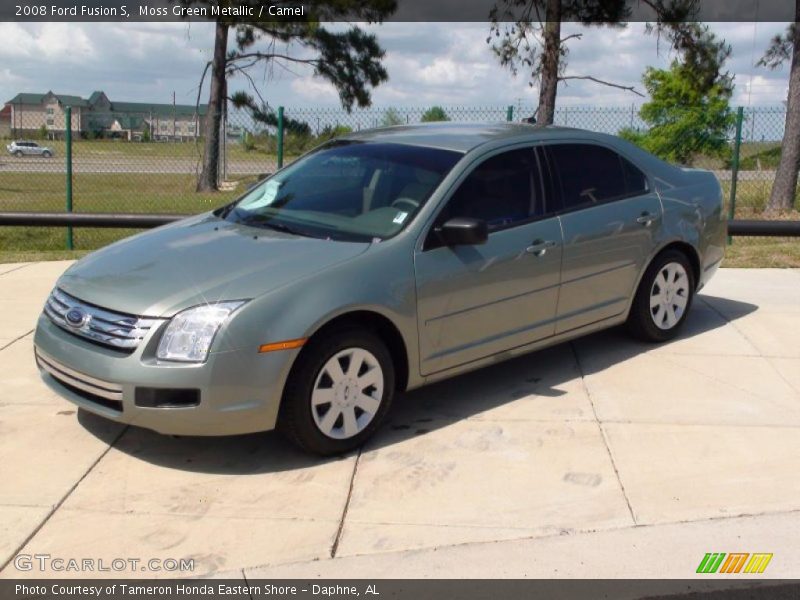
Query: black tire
xmin=14 ymin=150 xmax=23 ymax=158
xmin=42 ymin=151 xmax=52 ymax=158
xmin=627 ymin=249 xmax=695 ymax=343
xmin=279 ymin=328 xmax=395 ymax=456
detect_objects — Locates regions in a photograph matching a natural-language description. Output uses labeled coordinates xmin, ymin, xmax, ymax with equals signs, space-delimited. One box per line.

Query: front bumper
xmin=33 ymin=313 xmax=298 ymax=436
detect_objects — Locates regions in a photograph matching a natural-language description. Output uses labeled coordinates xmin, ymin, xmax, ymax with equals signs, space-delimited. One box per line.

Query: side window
xmin=547 ymin=144 xmax=647 ymax=210
xmin=437 ymin=148 xmax=543 ymax=231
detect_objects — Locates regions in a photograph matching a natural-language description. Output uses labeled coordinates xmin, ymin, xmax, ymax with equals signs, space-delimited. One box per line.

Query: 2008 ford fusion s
xmin=34 ymin=123 xmax=725 ymax=455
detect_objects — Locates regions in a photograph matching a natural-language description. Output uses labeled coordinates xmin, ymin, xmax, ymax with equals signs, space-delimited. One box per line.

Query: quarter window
xmin=621 ymin=155 xmax=648 ymax=195
xmin=437 ymin=148 xmax=545 ymax=231
xmin=547 ymin=144 xmax=648 ymax=210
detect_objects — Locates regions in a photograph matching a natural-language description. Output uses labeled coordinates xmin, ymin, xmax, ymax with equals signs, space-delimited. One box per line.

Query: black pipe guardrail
xmin=0 ymin=212 xmax=184 ymax=228
xmin=726 ymin=219 xmax=800 ymax=237
xmin=0 ymin=212 xmax=799 ymax=237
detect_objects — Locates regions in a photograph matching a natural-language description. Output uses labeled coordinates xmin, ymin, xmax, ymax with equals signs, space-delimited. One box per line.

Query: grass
xmin=725 ymin=237 xmax=800 ymax=268
xmin=0 ymin=172 xmax=248 ymax=213
xmin=738 ymin=143 xmax=782 ymax=170
xmin=0 ymin=172 xmax=255 ymax=258
xmin=720 ymin=179 xmax=800 ymax=216
xmin=1 ymin=169 xmax=798 ymax=268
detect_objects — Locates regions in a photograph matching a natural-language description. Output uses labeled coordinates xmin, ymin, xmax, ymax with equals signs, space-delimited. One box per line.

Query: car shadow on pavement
xmin=77 ymin=293 xmax=757 ymax=473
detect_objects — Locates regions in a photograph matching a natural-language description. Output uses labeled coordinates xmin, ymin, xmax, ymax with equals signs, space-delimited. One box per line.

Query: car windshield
xmin=221 ymin=141 xmax=462 ymax=241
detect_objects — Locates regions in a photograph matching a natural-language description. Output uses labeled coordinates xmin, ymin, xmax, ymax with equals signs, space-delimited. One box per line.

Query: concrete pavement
xmin=0 ymin=263 xmax=798 ymax=579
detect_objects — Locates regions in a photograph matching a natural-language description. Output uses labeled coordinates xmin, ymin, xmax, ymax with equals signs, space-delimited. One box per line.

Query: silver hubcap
xmin=311 ymin=347 xmax=384 ymax=440
xmin=650 ymin=262 xmax=690 ymax=330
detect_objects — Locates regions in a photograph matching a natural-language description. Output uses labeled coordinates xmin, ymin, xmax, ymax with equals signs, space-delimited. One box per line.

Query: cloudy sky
xmin=0 ymin=21 xmax=792 ymax=111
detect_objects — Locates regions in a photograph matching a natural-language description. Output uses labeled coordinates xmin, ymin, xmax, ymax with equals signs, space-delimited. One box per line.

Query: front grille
xmin=35 ymin=349 xmax=123 ymax=413
xmin=44 ymin=288 xmax=161 ymax=352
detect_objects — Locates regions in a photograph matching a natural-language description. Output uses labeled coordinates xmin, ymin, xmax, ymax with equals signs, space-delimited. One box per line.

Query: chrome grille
xmin=44 ymin=288 xmax=161 ymax=351
xmin=36 ymin=349 xmax=123 ymax=409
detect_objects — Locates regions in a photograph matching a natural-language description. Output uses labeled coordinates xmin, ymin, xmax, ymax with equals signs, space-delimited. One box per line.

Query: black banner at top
xmin=1 ymin=0 xmax=798 ymax=23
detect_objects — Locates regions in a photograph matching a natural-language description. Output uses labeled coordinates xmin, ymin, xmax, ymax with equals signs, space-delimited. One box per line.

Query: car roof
xmin=340 ymin=122 xmax=603 ymax=153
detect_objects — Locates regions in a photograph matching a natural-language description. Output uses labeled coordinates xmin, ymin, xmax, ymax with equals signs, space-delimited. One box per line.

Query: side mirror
xmin=438 ymin=217 xmax=488 ymax=246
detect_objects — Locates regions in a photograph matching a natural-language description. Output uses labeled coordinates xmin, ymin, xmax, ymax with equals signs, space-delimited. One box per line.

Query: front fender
xmin=215 ymin=238 xmax=422 ymax=389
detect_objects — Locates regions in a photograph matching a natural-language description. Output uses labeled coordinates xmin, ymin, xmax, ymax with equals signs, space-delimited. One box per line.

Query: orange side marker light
xmin=258 ymin=338 xmax=307 ymax=353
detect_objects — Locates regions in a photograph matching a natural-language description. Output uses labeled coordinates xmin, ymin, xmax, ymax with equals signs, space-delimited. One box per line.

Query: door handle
xmin=636 ymin=212 xmax=656 ymax=226
xmin=525 ymin=239 xmax=557 ymax=256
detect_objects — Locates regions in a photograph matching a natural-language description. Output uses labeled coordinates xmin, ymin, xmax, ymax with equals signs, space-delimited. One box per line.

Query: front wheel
xmin=627 ymin=250 xmax=695 ymax=343
xmin=14 ymin=150 xmax=23 ymax=158
xmin=279 ymin=329 xmax=395 ymax=455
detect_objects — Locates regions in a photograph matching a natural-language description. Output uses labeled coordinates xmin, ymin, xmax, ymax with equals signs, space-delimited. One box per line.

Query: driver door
xmin=414 ymin=147 xmax=563 ymax=375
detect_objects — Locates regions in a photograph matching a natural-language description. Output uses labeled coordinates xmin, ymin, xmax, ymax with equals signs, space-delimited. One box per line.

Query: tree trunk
xmin=767 ymin=3 xmax=800 ymax=212
xmin=196 ymin=21 xmax=229 ymax=193
xmin=537 ymin=0 xmax=562 ymax=125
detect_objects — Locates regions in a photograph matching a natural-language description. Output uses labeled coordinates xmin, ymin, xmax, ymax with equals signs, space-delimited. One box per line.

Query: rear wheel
xmin=279 ymin=329 xmax=395 ymax=455
xmin=627 ymin=249 xmax=695 ymax=342
xmin=42 ymin=150 xmax=52 ymax=158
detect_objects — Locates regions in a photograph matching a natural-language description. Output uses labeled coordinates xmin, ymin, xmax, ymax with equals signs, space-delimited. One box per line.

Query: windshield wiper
xmin=260 ymin=221 xmax=305 ymax=236
xmin=243 ymin=217 xmax=322 ymax=239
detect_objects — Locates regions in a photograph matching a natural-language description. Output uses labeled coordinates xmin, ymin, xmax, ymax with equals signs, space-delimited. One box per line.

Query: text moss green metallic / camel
xmin=34 ymin=123 xmax=725 ymax=455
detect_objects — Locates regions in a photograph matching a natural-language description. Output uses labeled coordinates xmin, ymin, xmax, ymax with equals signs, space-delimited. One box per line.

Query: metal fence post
xmin=277 ymin=106 xmax=284 ymax=169
xmin=220 ymin=106 xmax=227 ymax=182
xmin=65 ymin=105 xmax=74 ymax=250
xmin=728 ymin=106 xmax=744 ymax=245
xmin=506 ymin=105 xmax=514 ymax=122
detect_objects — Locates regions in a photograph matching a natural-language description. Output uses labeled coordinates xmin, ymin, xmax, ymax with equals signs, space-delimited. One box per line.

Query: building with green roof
xmin=4 ymin=90 xmax=208 ymax=140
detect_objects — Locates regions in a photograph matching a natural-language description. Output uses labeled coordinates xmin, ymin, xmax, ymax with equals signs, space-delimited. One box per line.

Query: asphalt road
xmin=0 ymin=156 xmax=275 ymax=175
xmin=0 ymin=155 xmax=780 ymax=180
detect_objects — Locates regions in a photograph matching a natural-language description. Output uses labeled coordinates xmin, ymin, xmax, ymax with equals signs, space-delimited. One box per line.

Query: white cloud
xmin=0 ymin=22 xmax=93 ymax=62
xmin=289 ymin=77 xmax=340 ymax=102
xmin=0 ymin=21 xmax=792 ymax=111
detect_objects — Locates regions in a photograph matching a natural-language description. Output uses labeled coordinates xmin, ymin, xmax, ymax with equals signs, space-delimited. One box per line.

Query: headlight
xmin=156 ymin=301 xmax=246 ymax=363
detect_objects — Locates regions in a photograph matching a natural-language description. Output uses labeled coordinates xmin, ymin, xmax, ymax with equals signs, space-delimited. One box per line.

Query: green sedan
xmin=34 ymin=122 xmax=725 ymax=455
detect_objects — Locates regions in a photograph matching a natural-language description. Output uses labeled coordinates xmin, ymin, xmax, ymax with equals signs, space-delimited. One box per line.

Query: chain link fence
xmin=0 ymin=103 xmax=794 ymax=255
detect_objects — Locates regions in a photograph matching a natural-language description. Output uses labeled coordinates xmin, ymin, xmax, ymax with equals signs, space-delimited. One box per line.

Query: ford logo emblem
xmin=65 ymin=308 xmax=88 ymax=328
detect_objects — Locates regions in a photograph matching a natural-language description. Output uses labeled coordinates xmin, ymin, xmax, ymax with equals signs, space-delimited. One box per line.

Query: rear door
xmin=543 ymin=142 xmax=662 ymax=333
xmin=414 ymin=146 xmax=563 ymax=375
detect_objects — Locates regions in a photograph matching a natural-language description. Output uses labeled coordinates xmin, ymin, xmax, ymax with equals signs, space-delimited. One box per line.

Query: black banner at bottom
xmin=3 ymin=580 xmax=800 ymax=600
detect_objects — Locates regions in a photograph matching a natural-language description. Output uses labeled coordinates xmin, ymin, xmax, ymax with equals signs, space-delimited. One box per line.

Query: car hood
xmin=57 ymin=213 xmax=371 ymax=317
